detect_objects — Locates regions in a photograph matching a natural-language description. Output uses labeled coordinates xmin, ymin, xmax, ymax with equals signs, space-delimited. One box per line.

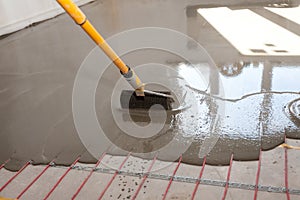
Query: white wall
xmin=0 ymin=0 xmax=93 ymax=36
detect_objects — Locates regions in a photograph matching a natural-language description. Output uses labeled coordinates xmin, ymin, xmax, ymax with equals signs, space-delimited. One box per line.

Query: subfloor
xmin=0 ymin=139 xmax=300 ymax=199
xmin=1 ymin=0 xmax=300 ymax=199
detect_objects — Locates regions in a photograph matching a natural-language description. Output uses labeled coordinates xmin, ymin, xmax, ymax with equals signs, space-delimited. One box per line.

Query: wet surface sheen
xmin=0 ymin=0 xmax=299 ymax=170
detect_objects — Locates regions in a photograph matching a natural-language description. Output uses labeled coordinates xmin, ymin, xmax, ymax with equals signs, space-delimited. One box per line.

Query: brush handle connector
xmin=121 ymin=66 xmax=145 ymax=96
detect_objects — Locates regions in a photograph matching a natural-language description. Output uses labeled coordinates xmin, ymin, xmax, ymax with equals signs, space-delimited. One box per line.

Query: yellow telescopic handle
xmin=57 ymin=0 xmax=128 ymax=74
xmin=57 ymin=0 xmax=145 ymax=95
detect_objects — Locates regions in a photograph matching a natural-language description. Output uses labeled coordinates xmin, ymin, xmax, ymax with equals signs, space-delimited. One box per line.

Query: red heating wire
xmin=98 ymin=152 xmax=131 ymax=200
xmin=0 ymin=160 xmax=31 ymax=192
xmin=72 ymin=152 xmax=106 ymax=200
xmin=131 ymin=155 xmax=158 ymax=200
xmin=43 ymin=156 xmax=81 ymax=200
xmin=162 ymin=155 xmax=183 ymax=200
xmin=17 ymin=160 xmax=54 ymax=199
xmin=191 ymin=156 xmax=207 ymax=200
xmin=254 ymin=149 xmax=262 ymax=200
xmin=221 ymin=154 xmax=234 ymax=200
xmin=0 ymin=159 xmax=10 ymax=170
xmin=284 ymin=136 xmax=290 ymax=200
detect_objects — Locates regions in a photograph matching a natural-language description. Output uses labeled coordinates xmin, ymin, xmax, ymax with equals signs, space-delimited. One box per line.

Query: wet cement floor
xmin=0 ymin=0 xmax=300 ymax=170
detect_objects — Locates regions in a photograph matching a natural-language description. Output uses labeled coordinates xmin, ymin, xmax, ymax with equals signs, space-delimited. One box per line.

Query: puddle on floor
xmin=0 ymin=0 xmax=299 ymax=171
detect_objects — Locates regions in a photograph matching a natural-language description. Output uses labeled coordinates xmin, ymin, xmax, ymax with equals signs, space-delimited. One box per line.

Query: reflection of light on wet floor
xmin=220 ymin=63 xmax=263 ymax=99
xmin=177 ymin=63 xmax=209 ymax=91
xmin=177 ymin=62 xmax=300 ymax=99
xmin=266 ymin=6 xmax=300 ymax=25
xmin=197 ymin=7 xmax=300 ymax=56
xmin=219 ymin=63 xmax=300 ymax=99
xmin=272 ymin=66 xmax=300 ymax=92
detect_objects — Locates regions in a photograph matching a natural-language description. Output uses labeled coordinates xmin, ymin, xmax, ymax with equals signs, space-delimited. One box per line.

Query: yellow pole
xmin=56 ymin=0 xmax=128 ymax=74
xmin=57 ymin=0 xmax=145 ymax=95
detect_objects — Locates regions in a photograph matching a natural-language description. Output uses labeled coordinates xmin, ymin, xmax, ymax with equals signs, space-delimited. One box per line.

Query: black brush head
xmin=120 ymin=90 xmax=174 ymax=110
